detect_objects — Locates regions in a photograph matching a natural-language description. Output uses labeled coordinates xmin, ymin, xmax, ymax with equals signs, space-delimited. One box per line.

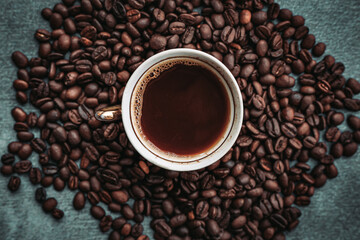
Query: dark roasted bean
xmin=73 ymin=192 xmax=86 ymax=210
xmin=42 ymin=198 xmax=58 ymax=212
xmin=8 ymin=176 xmax=21 ymax=191
xmin=1 ymin=153 xmax=15 ymax=165
xmin=35 ymin=187 xmax=47 ymax=203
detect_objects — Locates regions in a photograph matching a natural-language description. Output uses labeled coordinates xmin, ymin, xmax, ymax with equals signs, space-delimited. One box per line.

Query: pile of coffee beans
xmin=2 ymin=0 xmax=360 ymax=239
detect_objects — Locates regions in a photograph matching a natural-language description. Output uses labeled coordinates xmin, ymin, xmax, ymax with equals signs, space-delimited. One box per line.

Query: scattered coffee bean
xmin=12 ymin=51 xmax=28 ymax=68
xmin=1 ymin=153 xmax=15 ymax=165
xmin=8 ymin=176 xmax=21 ymax=191
xmin=52 ymin=208 xmax=64 ymax=219
xmin=343 ymin=142 xmax=358 ymax=157
xmin=35 ymin=187 xmax=47 ymax=203
xmin=42 ymin=198 xmax=57 ymax=213
xmin=73 ymin=192 xmax=86 ymax=210
xmin=348 ymin=115 xmax=360 ymax=130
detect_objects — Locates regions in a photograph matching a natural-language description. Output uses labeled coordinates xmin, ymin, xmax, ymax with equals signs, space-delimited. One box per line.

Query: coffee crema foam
xmin=130 ymin=57 xmax=233 ymax=161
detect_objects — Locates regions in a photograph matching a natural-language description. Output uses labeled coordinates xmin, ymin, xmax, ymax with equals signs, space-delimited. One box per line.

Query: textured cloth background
xmin=0 ymin=0 xmax=359 ymax=239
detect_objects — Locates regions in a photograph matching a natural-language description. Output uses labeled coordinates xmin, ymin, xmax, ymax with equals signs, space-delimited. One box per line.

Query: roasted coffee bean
xmin=121 ymin=204 xmax=134 ymax=220
xmin=339 ymin=131 xmax=353 ymax=144
xmin=103 ymin=72 xmax=117 ymax=86
xmin=264 ymin=180 xmax=281 ymax=192
xmin=52 ymin=208 xmax=64 ymax=219
xmin=68 ymin=109 xmax=82 ymax=124
xmin=41 ymin=176 xmax=54 ymax=187
xmin=240 ymin=10 xmax=252 ymax=25
xmin=354 ymin=131 xmax=360 ymax=143
xmin=281 ymin=123 xmax=297 ymax=138
xmin=161 ymin=200 xmax=173 ymax=216
xmin=38 ymin=153 xmax=49 ymax=165
xmin=12 ymin=107 xmax=27 ymax=122
xmin=303 ymin=136 xmax=317 ymax=149
xmin=248 ymin=187 xmax=264 ymax=197
xmin=312 ymin=42 xmax=326 ymax=57
xmin=182 ymin=26 xmax=195 ymax=45
xmin=325 ymin=127 xmax=341 ymax=142
xmin=13 ymin=79 xmax=29 ymax=91
xmin=348 ymin=115 xmax=360 ymax=130
xmin=276 ymin=75 xmax=295 ymax=88
xmin=206 ymin=219 xmax=220 ymax=237
xmin=119 ymin=222 xmax=131 ymax=235
xmin=92 ymin=46 xmax=108 ymax=62
xmin=43 ymin=165 xmax=58 ymax=175
xmin=67 ymin=174 xmax=79 ymax=189
xmin=252 ymin=95 xmax=266 ymax=110
xmin=14 ymin=160 xmax=32 ymax=173
xmin=154 ymin=220 xmax=172 ymax=237
xmin=35 ymin=187 xmax=47 ymax=203
xmin=346 ymin=78 xmax=360 ymax=94
xmin=301 ymin=34 xmax=315 ymax=49
xmin=12 ymin=51 xmax=29 ymax=68
xmin=112 ymin=217 xmax=126 ymax=230
xmin=2 ymin=164 xmax=13 ymax=176
xmin=30 ymin=138 xmax=46 ymax=153
xmin=97 ymin=168 xmax=118 ymax=184
xmin=91 ymin=206 xmax=105 ymax=220
xmin=281 ymin=107 xmax=295 ymax=122
xmin=78 ymin=104 xmax=93 ymax=121
xmin=232 ymin=215 xmax=247 ymax=229
xmin=344 ymin=98 xmax=360 ymax=111
xmin=29 ymin=167 xmax=42 ymax=184
xmin=331 ymin=142 xmax=343 ymax=158
xmin=1 ymin=153 xmax=15 ymax=165
xmin=49 ymin=143 xmax=63 ymax=161
xmin=30 ymin=66 xmax=48 ymax=78
xmin=131 ymin=223 xmax=144 ymax=237
xmin=8 ymin=176 xmax=21 ymax=192
xmin=257 ymin=58 xmax=270 ymax=76
xmin=104 ymin=123 xmax=120 ymax=141
xmin=221 ymin=26 xmax=235 ymax=44
xmin=150 ymin=34 xmax=167 ymax=50
xmin=42 ymin=198 xmax=57 ymax=212
xmin=343 ymin=142 xmax=358 ymax=157
xmin=59 ymin=34 xmax=71 ymax=51
xmin=54 ymin=177 xmax=65 ymax=191
xmin=180 ymin=171 xmax=199 ymax=182
xmin=16 ymin=120 xmax=30 ymax=134
xmin=195 ymin=200 xmax=209 ymax=219
xmin=152 ymin=8 xmax=165 ymax=22
xmin=311 ymin=146 xmax=326 ymax=160
xmin=266 ymin=118 xmax=281 ymax=138
xmin=111 ymin=190 xmax=128 ymax=204
xmin=73 ymin=192 xmax=86 ymax=210
xmin=16 ymin=91 xmax=28 ymax=104
xmin=64 ymin=72 xmax=78 ymax=86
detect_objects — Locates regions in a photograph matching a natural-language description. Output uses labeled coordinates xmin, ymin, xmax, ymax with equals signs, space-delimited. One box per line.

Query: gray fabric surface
xmin=0 ymin=0 xmax=359 ymax=239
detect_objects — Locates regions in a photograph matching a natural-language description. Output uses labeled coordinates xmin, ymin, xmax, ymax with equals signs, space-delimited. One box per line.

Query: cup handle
xmin=95 ymin=105 xmax=122 ymax=122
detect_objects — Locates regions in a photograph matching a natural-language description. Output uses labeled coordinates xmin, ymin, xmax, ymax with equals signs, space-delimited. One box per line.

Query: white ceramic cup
xmin=95 ymin=49 xmax=243 ymax=171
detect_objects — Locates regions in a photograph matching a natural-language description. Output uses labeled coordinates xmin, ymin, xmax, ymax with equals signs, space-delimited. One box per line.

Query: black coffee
xmin=135 ymin=58 xmax=230 ymax=156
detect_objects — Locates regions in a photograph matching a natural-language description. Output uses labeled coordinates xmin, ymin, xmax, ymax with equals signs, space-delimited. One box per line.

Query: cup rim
xmin=130 ymin=56 xmax=235 ymax=163
xmin=122 ymin=49 xmax=243 ymax=171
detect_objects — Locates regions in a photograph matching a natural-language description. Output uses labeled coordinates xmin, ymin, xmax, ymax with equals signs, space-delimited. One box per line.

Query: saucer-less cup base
xmin=122 ymin=49 xmax=243 ymax=171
